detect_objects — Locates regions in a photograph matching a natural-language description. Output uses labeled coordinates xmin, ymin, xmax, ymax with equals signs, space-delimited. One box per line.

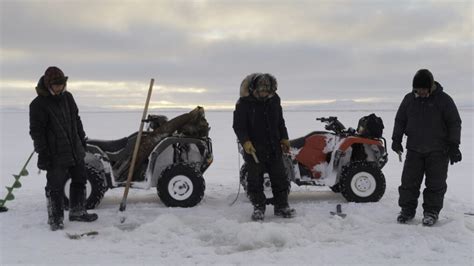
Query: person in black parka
xmin=392 ymin=69 xmax=462 ymax=226
xmin=29 ymin=66 xmax=98 ymax=231
xmin=233 ymin=73 xmax=295 ymax=221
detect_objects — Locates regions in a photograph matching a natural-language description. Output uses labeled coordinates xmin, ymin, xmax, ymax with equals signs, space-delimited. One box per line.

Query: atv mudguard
xmin=337 ymin=136 xmax=384 ymax=152
xmin=334 ymin=136 xmax=387 ymax=169
xmin=294 ymin=133 xmax=333 ymax=179
xmin=84 ymin=146 xmax=114 ymax=188
xmin=145 ymin=136 xmax=213 ymax=188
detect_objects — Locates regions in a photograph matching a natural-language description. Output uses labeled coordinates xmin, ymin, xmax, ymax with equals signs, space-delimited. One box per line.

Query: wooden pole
xmin=119 ymin=78 xmax=154 ymax=214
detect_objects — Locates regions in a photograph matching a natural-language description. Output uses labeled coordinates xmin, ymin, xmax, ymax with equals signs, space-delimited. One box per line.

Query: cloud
xmin=0 ymin=0 xmax=472 ymax=110
xmin=3 ymin=1 xmax=471 ymax=47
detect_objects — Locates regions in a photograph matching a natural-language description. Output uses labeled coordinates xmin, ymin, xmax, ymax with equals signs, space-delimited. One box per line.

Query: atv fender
xmin=335 ymin=137 xmax=386 ymax=168
xmin=337 ymin=136 xmax=383 ymax=152
xmin=146 ymin=136 xmax=212 ymax=187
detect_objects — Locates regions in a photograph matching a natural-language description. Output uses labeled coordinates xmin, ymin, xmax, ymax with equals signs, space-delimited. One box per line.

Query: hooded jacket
xmin=392 ymin=81 xmax=461 ymax=153
xmin=233 ymin=72 xmax=289 ymax=163
xmin=29 ymin=76 xmax=86 ymax=167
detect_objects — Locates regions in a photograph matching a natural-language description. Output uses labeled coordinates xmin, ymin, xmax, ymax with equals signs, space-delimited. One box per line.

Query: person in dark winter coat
xmin=233 ymin=73 xmax=295 ymax=221
xmin=29 ymin=66 xmax=98 ymax=231
xmin=392 ymin=69 xmax=462 ymax=226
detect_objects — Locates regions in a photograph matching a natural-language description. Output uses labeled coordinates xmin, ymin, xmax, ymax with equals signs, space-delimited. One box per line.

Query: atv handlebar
xmin=316 ymin=116 xmax=346 ymax=135
xmin=316 ymin=116 xmax=338 ymax=123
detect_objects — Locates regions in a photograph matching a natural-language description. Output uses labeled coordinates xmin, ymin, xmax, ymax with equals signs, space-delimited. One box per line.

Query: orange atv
xmin=240 ymin=114 xmax=388 ymax=203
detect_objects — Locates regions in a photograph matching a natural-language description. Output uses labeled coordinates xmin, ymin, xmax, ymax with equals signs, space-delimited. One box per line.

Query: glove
xmin=391 ymin=141 xmax=403 ymax=154
xmin=243 ymin=141 xmax=256 ymax=155
xmin=37 ymin=152 xmax=51 ymax=170
xmin=280 ymin=139 xmax=290 ymax=153
xmin=448 ymin=146 xmax=462 ymax=165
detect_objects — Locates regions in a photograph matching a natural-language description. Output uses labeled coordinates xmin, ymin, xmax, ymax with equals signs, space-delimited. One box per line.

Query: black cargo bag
xmin=357 ymin=113 xmax=384 ymax=138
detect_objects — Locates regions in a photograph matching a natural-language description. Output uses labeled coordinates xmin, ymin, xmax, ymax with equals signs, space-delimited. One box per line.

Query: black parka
xmin=29 ymin=77 xmax=86 ymax=167
xmin=392 ymin=81 xmax=461 ymax=153
xmin=233 ymin=94 xmax=289 ymax=162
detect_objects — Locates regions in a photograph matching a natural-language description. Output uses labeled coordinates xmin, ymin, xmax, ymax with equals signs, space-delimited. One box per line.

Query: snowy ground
xmin=1 ymin=109 xmax=473 ymax=265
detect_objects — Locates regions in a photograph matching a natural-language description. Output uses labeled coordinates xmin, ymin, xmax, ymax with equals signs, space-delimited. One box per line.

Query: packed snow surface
xmin=1 ymin=110 xmax=473 ymax=265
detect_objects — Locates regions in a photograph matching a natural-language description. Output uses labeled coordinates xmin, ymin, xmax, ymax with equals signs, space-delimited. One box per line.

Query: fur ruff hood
xmin=35 ymin=76 xmax=67 ymax=97
xmin=239 ymin=73 xmax=277 ymax=98
xmin=35 ymin=76 xmax=51 ymax=97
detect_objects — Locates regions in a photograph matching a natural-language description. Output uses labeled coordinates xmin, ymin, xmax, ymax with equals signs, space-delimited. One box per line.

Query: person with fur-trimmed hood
xmin=233 ymin=73 xmax=295 ymax=221
xmin=392 ymin=69 xmax=462 ymax=226
xmin=29 ymin=66 xmax=98 ymax=231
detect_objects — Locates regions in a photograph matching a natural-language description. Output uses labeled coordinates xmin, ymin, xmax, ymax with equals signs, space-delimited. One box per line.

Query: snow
xmin=1 ymin=109 xmax=473 ymax=265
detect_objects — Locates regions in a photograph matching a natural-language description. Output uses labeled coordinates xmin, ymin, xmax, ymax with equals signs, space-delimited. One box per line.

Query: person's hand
xmin=243 ymin=141 xmax=256 ymax=154
xmin=37 ymin=152 xmax=51 ymax=170
xmin=448 ymin=146 xmax=462 ymax=165
xmin=391 ymin=141 xmax=403 ymax=154
xmin=280 ymin=139 xmax=290 ymax=153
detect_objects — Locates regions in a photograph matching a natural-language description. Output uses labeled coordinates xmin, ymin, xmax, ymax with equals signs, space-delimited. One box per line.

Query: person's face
xmin=414 ymin=88 xmax=430 ymax=98
xmin=253 ymin=76 xmax=273 ymax=99
xmin=254 ymin=90 xmax=270 ymax=98
xmin=50 ymin=84 xmax=65 ymax=95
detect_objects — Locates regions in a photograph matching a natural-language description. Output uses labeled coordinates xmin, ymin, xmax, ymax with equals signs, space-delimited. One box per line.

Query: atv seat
xmin=290 ymin=131 xmax=328 ymax=149
xmin=87 ymin=137 xmax=129 ymax=153
xmin=290 ymin=136 xmax=306 ymax=149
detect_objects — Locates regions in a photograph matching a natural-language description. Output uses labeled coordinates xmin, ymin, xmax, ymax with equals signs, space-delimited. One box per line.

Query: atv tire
xmin=157 ymin=163 xmax=205 ymax=207
xmin=63 ymin=164 xmax=108 ymax=209
xmin=339 ymin=161 xmax=385 ymax=202
xmin=239 ymin=164 xmax=249 ymax=193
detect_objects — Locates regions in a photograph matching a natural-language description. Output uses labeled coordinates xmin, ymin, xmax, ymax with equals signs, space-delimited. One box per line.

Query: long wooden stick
xmin=119 ymin=78 xmax=154 ymax=213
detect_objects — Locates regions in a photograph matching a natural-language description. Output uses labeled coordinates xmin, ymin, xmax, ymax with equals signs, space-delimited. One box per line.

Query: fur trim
xmin=239 ymin=73 xmax=277 ymax=97
xmin=35 ymin=76 xmax=50 ymax=97
xmin=240 ymin=73 xmax=260 ymax=97
xmin=35 ymin=76 xmax=67 ymax=97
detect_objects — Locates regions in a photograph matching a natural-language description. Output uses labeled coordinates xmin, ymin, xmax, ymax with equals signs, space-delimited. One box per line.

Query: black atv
xmin=63 ymin=110 xmax=213 ymax=209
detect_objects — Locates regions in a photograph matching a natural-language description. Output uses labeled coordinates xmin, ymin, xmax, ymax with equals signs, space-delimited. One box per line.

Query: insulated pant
xmin=45 ymin=161 xmax=87 ymax=223
xmin=246 ymin=156 xmax=289 ymax=208
xmin=46 ymin=160 xmax=87 ymax=195
xmin=398 ymin=150 xmax=449 ymax=215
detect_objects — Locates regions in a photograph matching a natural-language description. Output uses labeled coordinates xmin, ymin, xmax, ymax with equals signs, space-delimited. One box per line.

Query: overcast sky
xmin=0 ymin=0 xmax=472 ymax=111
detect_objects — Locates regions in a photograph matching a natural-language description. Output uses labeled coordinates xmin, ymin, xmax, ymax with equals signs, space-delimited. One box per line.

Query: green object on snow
xmin=0 ymin=151 xmax=35 ymax=212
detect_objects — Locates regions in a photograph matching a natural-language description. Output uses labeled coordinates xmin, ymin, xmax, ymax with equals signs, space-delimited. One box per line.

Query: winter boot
xmin=274 ymin=205 xmax=296 ymax=218
xmin=273 ymin=190 xmax=295 ymax=218
xmin=248 ymin=192 xmax=266 ymax=221
xmin=396 ymin=209 xmax=415 ymax=224
xmin=422 ymin=212 xmax=438 ymax=227
xmin=69 ymin=185 xmax=98 ymax=222
xmin=251 ymin=205 xmax=266 ymax=221
xmin=46 ymin=189 xmax=64 ymax=231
